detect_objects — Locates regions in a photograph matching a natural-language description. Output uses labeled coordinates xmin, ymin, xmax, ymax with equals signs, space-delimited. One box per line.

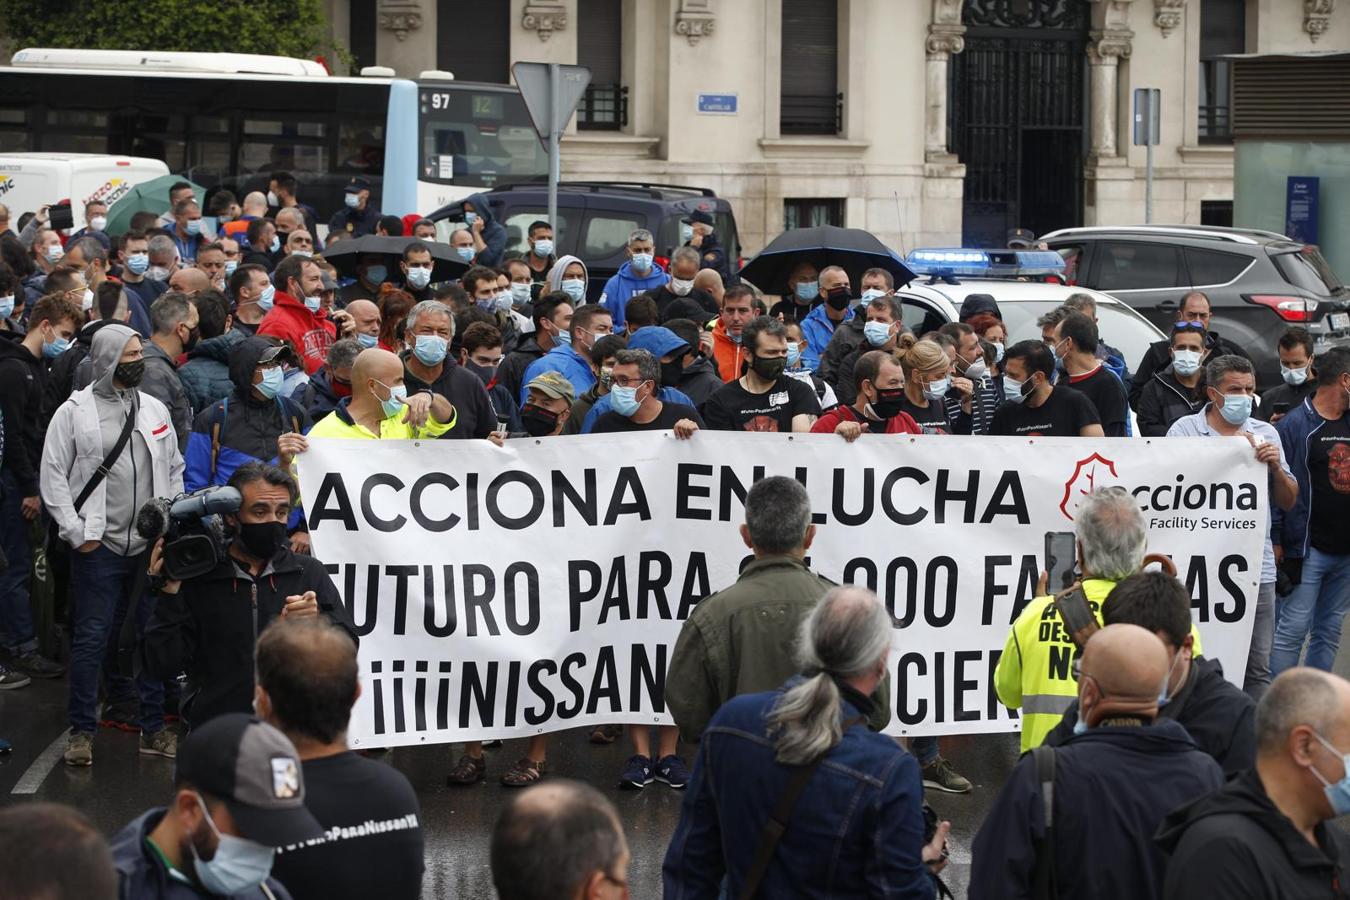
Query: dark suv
xmin=1041 ymin=225 xmax=1350 ymax=389
xmin=427 ymin=181 xmax=741 ymax=302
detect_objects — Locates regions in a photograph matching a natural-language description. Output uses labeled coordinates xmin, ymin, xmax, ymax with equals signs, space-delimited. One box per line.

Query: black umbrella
xmin=737 ymin=226 xmax=916 ymax=296
xmin=320 ymin=235 xmax=469 ymax=284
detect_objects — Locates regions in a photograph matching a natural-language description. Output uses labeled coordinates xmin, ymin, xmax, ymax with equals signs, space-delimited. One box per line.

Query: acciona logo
xmin=1058 ymin=452 xmax=1258 ymax=522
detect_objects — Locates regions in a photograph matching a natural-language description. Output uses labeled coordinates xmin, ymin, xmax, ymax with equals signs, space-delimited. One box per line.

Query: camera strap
xmin=737 ymin=715 xmax=864 ymax=900
xmin=74 ymin=396 xmax=138 ymax=515
xmin=1031 ymin=744 xmax=1058 ymax=900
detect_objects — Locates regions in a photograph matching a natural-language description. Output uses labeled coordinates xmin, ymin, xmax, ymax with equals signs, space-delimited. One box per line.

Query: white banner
xmin=298 ymin=433 xmax=1267 ymax=748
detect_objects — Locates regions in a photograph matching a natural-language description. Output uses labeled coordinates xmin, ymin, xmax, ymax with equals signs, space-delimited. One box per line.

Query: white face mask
xmin=89 ymin=215 xmax=107 ymax=232
xmin=670 ymin=277 xmax=695 ymax=297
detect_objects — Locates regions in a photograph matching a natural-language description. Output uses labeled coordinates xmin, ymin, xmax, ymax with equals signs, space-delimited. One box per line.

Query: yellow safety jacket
xmin=994 ymin=578 xmax=1203 ymax=752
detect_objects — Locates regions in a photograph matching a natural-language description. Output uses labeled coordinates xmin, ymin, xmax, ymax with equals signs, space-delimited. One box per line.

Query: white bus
xmin=0 ymin=48 xmax=548 ymax=221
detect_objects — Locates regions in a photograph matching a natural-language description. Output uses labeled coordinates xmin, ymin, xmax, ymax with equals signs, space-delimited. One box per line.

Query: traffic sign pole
xmin=549 ymin=63 xmax=560 ymax=234
xmin=511 ymin=62 xmax=591 ymax=239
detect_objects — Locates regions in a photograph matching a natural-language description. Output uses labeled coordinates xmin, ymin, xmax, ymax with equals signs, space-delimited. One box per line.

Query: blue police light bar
xmin=905 ymin=248 xmax=1067 ymax=278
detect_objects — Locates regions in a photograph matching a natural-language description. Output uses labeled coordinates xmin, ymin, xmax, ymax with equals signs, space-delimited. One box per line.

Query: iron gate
xmin=950 ymin=0 xmax=1089 ymax=248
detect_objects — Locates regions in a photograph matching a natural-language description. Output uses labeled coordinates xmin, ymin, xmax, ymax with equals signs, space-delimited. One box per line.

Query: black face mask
xmin=464 ymin=360 xmax=496 ymax=386
xmin=236 ymin=520 xmax=287 ymax=560
xmin=750 ymin=355 xmax=786 ymax=382
xmin=661 ymin=358 xmax=684 ymax=387
xmin=182 ymin=325 xmax=200 ymax=353
xmin=114 ymin=359 xmax=145 ymax=388
xmin=520 ymin=403 xmax=560 ymax=437
xmin=869 ymin=387 xmax=907 ymax=420
xmin=825 ymin=287 xmax=852 ymax=311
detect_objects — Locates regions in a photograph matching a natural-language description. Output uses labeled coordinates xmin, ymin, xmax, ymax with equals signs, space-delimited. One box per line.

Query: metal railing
xmin=578 ymin=84 xmax=628 ymax=131
xmin=780 ymin=92 xmax=843 ymax=136
xmin=1198 ymin=104 xmax=1232 ymax=143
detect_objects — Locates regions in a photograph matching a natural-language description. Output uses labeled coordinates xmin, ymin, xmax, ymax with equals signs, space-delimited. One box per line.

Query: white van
xmin=0 ymin=153 xmax=170 ymax=230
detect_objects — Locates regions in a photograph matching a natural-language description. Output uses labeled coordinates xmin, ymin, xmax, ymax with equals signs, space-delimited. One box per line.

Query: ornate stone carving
xmin=674 ymin=0 xmax=715 ymax=45
xmin=1305 ymin=0 xmax=1335 ymax=42
xmin=926 ymin=23 xmax=966 ymax=57
xmin=1154 ymin=0 xmax=1185 ymax=37
xmin=1087 ymin=28 xmax=1134 ymax=64
xmin=522 ymin=2 xmax=567 ymax=42
xmin=932 ymin=0 xmax=964 ymax=26
xmin=1089 ymin=0 xmax=1137 ymax=32
xmin=379 ymin=0 xmax=422 ymax=42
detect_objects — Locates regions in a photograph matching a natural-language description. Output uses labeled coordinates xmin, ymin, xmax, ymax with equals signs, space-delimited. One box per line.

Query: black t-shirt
xmin=893 ymin=393 xmax=955 ymax=434
xmin=1309 ymin=413 xmax=1350 ymax=554
xmin=269 ymin=751 xmax=424 ymax=900
xmin=991 ymin=385 xmax=1101 ymax=436
xmin=701 ymin=376 xmax=819 ymax=432
xmin=769 ymin=298 xmax=821 ymax=324
xmin=1060 ymin=365 xmax=1129 ymax=437
xmin=591 ymin=402 xmax=705 ymax=433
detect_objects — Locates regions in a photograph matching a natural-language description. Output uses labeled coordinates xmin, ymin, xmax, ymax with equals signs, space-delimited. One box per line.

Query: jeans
xmin=1243 ymin=581 xmax=1277 ymax=702
xmin=1271 ymin=548 xmax=1350 ymax=675
xmin=0 ymin=470 xmax=37 ymax=654
xmin=68 ymin=544 xmax=163 ymax=735
xmin=911 ymin=735 xmax=939 ymax=767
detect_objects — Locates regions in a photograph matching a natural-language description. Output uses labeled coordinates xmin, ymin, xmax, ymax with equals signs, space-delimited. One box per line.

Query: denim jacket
xmin=663 ymin=679 xmax=935 ymax=899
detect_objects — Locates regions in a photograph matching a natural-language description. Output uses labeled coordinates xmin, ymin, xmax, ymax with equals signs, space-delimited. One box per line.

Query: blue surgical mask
xmin=406 ymin=267 xmax=432 ymax=290
xmin=0 ymin=295 xmax=14 ymax=319
xmin=1282 ymin=365 xmax=1309 ymax=387
xmin=510 ymin=283 xmax=531 ymax=306
xmin=923 ymin=377 xmax=950 ymax=401
xmin=860 ymin=288 xmax=886 ymax=304
xmin=1311 ymin=732 xmax=1350 ymax=816
xmin=303 ymin=294 xmax=321 ymax=313
xmin=533 ymin=239 xmax=554 ymax=258
xmin=125 ymin=252 xmax=150 ymax=275
xmin=680 ymin=223 xmax=694 ymax=244
xmin=994 ymin=342 xmax=1005 ymax=364
xmin=631 ymin=252 xmax=653 ymax=272
xmin=375 ymin=379 xmax=408 ymax=418
xmin=256 ymin=366 xmax=284 ymax=399
xmin=46 ymin=244 xmax=64 ymax=264
xmin=269 ymin=235 xmax=281 ymax=253
xmin=356 ymin=332 xmax=378 ymax=349
xmin=610 ymin=384 xmax=642 ymax=416
xmin=1172 ymin=349 xmax=1202 ymax=377
xmin=455 ymin=246 xmax=475 ymax=263
xmin=1215 ymin=392 xmax=1252 ymax=425
xmin=1003 ymin=374 xmax=1030 ymax=404
xmin=794 ymin=281 xmax=819 ymax=302
xmin=223 ymin=259 xmax=238 ymax=278
xmin=413 ymin=334 xmax=449 ymax=366
xmin=1157 ymin=648 xmax=1185 ymax=707
xmin=729 ymin=331 xmax=742 ymax=345
xmin=292 ymin=249 xmax=313 ymax=258
xmin=560 ymin=279 xmax=586 ymax=303
xmin=555 ymin=326 xmax=573 ymax=347
xmin=495 ymin=291 xmax=514 ymax=313
xmin=257 ymin=283 xmax=276 ymax=312
xmin=185 ymin=219 xmax=201 ymax=236
xmin=786 ymin=343 xmax=802 ymax=369
xmin=42 ymin=333 xmax=71 ymax=359
xmin=190 ymin=795 xmax=275 ymax=897
xmin=464 ymin=211 xmax=478 ymax=226
xmin=344 ymin=192 xmax=361 ymax=209
xmin=366 ymin=265 xmax=387 ymax=285
xmin=863 ymin=321 xmax=893 ymax=347
xmin=1072 ymin=718 xmax=1088 ymax=736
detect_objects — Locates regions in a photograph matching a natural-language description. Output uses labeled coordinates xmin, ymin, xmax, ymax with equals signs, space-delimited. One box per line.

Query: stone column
xmin=1087 ymin=30 xmax=1133 ymax=159
xmin=924 ymin=24 xmax=965 ymax=161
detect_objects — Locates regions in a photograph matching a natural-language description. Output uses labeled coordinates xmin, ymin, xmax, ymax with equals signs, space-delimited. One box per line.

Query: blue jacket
xmin=1274 ymin=396 xmax=1329 ymax=560
xmin=581 ymin=386 xmax=694 ymax=434
xmin=519 ymin=344 xmax=595 ymax=406
xmin=178 ymin=330 xmax=247 ymax=415
xmin=110 ymin=808 xmax=294 ymax=900
xmin=463 ymin=193 xmax=507 ymax=268
xmin=800 ymin=304 xmax=854 ymax=374
xmin=600 ymin=261 xmax=669 ymax=328
xmin=627 ymin=326 xmax=689 ymax=359
xmin=663 ymin=680 xmax=936 ymax=899
xmin=969 ymin=720 xmax=1224 ymax=900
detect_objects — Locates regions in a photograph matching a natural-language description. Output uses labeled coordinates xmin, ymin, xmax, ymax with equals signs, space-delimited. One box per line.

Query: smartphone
xmin=48 ymin=203 xmax=74 ymax=231
xmin=1272 ymin=402 xmax=1291 ymax=416
xmin=1045 ymin=531 xmax=1077 ymax=592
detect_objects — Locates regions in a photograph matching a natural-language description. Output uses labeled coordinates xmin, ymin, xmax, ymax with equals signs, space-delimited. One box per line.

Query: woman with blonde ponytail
xmin=892 ymin=335 xmax=973 ymax=434
xmin=664 ymin=587 xmax=951 ymax=898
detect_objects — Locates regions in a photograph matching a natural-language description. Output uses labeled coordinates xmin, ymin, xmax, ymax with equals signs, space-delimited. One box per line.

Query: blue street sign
xmin=697 ymin=93 xmax=738 ymax=115
xmin=1285 ymin=176 xmax=1319 ymax=245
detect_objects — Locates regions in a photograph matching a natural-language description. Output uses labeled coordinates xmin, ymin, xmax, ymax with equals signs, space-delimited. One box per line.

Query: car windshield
xmin=1000 ymin=300 xmax=1162 ymax=367
xmin=1271 ymin=246 xmax=1345 ymax=297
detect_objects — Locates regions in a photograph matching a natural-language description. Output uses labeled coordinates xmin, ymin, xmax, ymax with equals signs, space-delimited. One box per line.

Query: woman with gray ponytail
xmin=664 ymin=587 xmax=951 ymax=899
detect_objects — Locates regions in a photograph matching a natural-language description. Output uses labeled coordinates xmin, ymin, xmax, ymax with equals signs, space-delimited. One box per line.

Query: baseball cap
xmin=320 ymin=270 xmax=339 ymax=292
xmin=526 ymin=370 xmax=575 ymax=405
xmin=175 ymin=714 xmax=323 ymax=848
xmin=682 ymin=209 xmax=715 ymax=227
xmin=344 ymin=177 xmax=371 ymax=193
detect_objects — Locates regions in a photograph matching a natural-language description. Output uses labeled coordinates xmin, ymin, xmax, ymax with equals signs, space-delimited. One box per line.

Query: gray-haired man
xmin=600 ymin=228 xmax=669 ymax=330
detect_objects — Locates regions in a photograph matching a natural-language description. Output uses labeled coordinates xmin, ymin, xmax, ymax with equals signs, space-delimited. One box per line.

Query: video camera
xmin=136 ymin=486 xmax=242 ymax=580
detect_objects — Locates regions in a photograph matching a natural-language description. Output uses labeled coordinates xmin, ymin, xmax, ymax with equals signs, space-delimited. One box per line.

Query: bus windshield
xmin=418 ymin=86 xmax=546 ymax=190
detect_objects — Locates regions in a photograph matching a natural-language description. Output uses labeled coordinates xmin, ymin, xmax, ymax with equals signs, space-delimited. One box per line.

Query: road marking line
xmin=12 ymin=731 xmax=69 ymax=794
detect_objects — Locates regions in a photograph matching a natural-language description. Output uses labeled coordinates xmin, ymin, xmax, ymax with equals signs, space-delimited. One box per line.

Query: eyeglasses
xmin=611 ymin=376 xmax=650 ymax=389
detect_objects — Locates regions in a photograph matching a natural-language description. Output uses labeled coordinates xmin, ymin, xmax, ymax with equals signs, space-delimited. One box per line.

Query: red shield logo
xmin=1059 ymin=452 xmax=1119 ymax=520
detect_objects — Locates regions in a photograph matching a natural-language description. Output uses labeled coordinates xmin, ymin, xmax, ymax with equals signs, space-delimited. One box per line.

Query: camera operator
xmin=143 ymin=461 xmax=356 ymax=731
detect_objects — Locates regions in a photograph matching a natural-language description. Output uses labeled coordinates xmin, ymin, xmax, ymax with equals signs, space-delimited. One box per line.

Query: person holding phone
xmin=1256 ymin=326 xmax=1317 ymax=423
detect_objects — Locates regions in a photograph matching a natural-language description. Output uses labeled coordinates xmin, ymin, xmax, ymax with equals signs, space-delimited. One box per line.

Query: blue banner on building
xmin=1285 ymin=176 xmax=1319 ymax=245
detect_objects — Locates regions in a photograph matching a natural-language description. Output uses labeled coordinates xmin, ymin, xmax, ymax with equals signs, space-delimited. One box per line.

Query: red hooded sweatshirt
xmin=256 ymin=291 xmax=335 ymax=374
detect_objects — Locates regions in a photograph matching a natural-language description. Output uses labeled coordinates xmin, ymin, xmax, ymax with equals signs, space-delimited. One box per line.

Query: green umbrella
xmin=104 ymin=174 xmax=206 ymax=236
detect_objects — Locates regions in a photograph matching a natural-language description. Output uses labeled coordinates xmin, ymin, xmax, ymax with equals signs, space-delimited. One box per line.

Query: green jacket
xmin=666 ymin=556 xmax=891 ymax=743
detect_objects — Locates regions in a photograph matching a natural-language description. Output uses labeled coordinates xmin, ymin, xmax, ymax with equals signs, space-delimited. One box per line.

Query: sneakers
xmin=654 ymin=754 xmax=691 ymax=789
xmin=446 ymin=753 xmax=487 ymax=786
xmin=920 ymin=756 xmax=972 ymax=794
xmin=0 ymin=664 xmax=30 ymax=691
xmin=64 ymin=732 xmax=94 ymax=767
xmin=99 ymin=700 xmax=140 ymax=733
xmin=619 ymin=754 xmax=654 ymax=790
xmin=9 ymin=651 xmax=64 ymax=679
xmin=139 ymin=729 xmax=177 ymax=759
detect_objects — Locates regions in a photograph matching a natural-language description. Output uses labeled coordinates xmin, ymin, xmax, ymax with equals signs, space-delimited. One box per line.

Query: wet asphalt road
xmin=4 ymin=634 xmax=1345 ymax=898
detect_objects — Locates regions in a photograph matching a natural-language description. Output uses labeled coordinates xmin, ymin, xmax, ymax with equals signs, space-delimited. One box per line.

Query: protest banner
xmin=298 ymin=433 xmax=1268 ymax=748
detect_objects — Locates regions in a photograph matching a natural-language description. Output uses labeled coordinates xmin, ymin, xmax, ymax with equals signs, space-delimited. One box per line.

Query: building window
xmin=1201 ymin=200 xmax=1234 ymax=227
xmin=577 ymin=0 xmax=626 ymax=130
xmin=348 ymin=0 xmax=377 ymax=73
xmin=1199 ymin=0 xmax=1244 ymax=143
xmin=436 ymin=2 xmax=510 ymax=83
xmin=784 ymin=198 xmax=844 ymax=231
xmin=780 ymin=0 xmax=841 ymax=135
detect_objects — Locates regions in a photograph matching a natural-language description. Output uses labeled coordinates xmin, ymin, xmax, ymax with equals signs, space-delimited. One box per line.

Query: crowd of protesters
xmin=0 ymin=174 xmax=1348 ymax=899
